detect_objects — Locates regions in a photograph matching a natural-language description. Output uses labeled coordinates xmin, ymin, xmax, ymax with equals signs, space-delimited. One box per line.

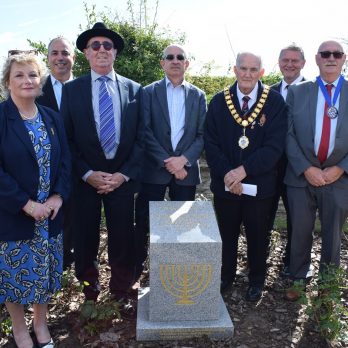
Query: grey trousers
xmin=287 ymin=184 xmax=348 ymax=279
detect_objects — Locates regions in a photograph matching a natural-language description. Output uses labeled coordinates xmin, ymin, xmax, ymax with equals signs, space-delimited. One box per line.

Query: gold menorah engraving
xmin=159 ymin=264 xmax=212 ymax=305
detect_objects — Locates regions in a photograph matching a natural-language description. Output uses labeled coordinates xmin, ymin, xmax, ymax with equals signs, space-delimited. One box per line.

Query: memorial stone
xmin=136 ymin=201 xmax=234 ymax=341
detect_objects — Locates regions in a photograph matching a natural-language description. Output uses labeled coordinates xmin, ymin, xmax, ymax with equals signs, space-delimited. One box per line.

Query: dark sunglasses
xmin=319 ymin=51 xmax=345 ymax=59
xmin=87 ymin=41 xmax=113 ymax=51
xmin=164 ymin=54 xmax=186 ymax=61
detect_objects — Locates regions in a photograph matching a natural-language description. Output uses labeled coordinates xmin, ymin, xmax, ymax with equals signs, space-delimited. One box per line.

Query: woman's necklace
xmin=20 ymin=105 xmax=38 ymax=120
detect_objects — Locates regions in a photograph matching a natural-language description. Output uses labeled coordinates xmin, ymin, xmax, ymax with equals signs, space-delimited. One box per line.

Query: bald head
xmin=315 ymin=40 xmax=346 ymax=83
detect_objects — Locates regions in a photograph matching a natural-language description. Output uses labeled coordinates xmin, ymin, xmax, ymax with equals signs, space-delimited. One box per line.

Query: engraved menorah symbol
xmin=159 ymin=264 xmax=212 ymax=305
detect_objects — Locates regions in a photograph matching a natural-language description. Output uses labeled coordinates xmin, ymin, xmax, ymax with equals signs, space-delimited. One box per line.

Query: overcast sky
xmin=0 ymin=0 xmax=347 ymax=79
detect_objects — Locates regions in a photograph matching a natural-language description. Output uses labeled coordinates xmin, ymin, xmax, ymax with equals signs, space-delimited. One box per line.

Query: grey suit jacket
xmin=141 ymin=78 xmax=207 ymax=186
xmin=285 ymin=78 xmax=348 ymax=188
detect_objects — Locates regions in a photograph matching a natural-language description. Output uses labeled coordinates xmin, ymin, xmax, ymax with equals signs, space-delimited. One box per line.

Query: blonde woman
xmin=0 ymin=53 xmax=70 ymax=348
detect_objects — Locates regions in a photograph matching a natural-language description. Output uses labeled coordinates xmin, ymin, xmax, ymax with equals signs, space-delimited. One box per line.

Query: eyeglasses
xmin=163 ymin=54 xmax=186 ymax=61
xmin=87 ymin=41 xmax=113 ymax=51
xmin=318 ymin=51 xmax=345 ymax=59
xmin=8 ymin=49 xmax=38 ymax=57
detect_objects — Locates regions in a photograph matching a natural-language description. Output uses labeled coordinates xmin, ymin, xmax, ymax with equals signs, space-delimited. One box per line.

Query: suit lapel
xmin=80 ymin=74 xmax=100 ymax=138
xmin=7 ymin=98 xmax=36 ymax=159
xmin=184 ymin=84 xmax=194 ymax=128
xmin=46 ymin=77 xmax=59 ymax=111
xmin=155 ymin=79 xmax=171 ymax=127
xmin=309 ymin=80 xmax=318 ymax=137
xmin=337 ymin=80 xmax=348 ymax=130
xmin=116 ymin=74 xmax=129 ymax=131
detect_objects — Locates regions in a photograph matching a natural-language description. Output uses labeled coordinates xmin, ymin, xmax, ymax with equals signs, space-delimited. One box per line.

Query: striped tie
xmin=98 ymin=76 xmax=116 ymax=154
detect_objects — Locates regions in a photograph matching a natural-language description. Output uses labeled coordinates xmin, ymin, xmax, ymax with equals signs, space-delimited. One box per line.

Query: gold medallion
xmin=224 ymin=85 xmax=270 ymax=127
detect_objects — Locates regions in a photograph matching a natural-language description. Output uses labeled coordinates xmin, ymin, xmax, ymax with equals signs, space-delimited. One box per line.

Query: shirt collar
xmin=320 ymin=75 xmax=341 ymax=88
xmin=236 ymin=82 xmax=258 ymax=103
xmin=282 ymin=75 xmax=304 ymax=89
xmin=91 ymin=69 xmax=116 ymax=82
xmin=50 ymin=74 xmax=73 ymax=85
xmin=165 ymin=76 xmax=187 ymax=88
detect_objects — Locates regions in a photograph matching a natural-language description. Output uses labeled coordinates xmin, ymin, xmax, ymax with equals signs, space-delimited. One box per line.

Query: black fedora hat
xmin=76 ymin=22 xmax=124 ymax=53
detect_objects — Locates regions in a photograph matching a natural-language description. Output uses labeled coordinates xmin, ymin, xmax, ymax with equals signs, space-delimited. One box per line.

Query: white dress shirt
xmin=280 ymin=75 xmax=304 ymax=100
xmin=236 ymin=83 xmax=258 ymax=110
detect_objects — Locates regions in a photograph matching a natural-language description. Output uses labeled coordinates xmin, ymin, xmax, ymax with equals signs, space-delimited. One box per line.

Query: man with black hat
xmin=61 ymin=22 xmax=144 ymax=302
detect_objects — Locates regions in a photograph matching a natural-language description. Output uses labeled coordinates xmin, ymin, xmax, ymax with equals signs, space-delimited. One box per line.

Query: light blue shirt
xmin=165 ymin=76 xmax=186 ymax=151
xmin=50 ymin=74 xmax=73 ymax=109
xmin=91 ymin=70 xmax=121 ymax=159
xmin=83 ymin=70 xmax=129 ymax=183
xmin=50 ymin=75 xmax=63 ymax=109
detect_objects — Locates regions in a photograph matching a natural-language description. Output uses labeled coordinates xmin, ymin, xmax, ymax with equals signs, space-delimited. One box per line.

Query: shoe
xmin=37 ymin=338 xmax=54 ymax=348
xmin=280 ymin=265 xmax=291 ymax=279
xmin=284 ymin=288 xmax=301 ymax=301
xmin=245 ymin=285 xmax=263 ymax=302
xmin=284 ymin=280 xmax=306 ymax=301
xmin=31 ymin=324 xmax=54 ymax=348
xmin=220 ymin=278 xmax=234 ymax=294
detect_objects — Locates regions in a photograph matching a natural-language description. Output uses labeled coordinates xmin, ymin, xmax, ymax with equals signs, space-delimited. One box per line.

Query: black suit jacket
xmin=61 ymin=72 xmax=144 ymax=195
xmin=270 ymin=78 xmax=306 ymax=184
xmin=204 ymin=81 xmax=287 ymax=199
xmin=0 ymin=97 xmax=71 ymax=240
xmin=36 ymin=76 xmax=59 ymax=112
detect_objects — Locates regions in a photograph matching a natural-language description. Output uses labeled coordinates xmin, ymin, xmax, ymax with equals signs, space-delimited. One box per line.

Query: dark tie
xmin=241 ymin=96 xmax=250 ymax=116
xmin=317 ymin=84 xmax=333 ymax=164
xmin=98 ymin=76 xmax=116 ymax=154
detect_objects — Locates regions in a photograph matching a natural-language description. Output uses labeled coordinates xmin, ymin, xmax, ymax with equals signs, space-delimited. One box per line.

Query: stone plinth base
xmin=136 ymin=288 xmax=234 ymax=341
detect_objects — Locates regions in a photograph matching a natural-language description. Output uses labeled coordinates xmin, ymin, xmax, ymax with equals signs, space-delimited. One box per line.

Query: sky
xmin=0 ymin=0 xmax=348 ymax=80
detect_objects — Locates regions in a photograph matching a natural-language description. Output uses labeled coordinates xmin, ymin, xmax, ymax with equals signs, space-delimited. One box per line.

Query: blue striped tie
xmin=98 ymin=76 xmax=116 ymax=154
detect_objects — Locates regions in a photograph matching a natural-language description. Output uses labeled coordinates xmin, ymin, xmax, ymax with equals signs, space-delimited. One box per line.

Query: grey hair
xmin=236 ymin=52 xmax=263 ymax=69
xmin=279 ymin=43 xmax=305 ymax=60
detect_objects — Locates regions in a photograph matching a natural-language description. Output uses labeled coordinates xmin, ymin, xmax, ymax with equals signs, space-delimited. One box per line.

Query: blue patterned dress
xmin=0 ymin=113 xmax=63 ymax=304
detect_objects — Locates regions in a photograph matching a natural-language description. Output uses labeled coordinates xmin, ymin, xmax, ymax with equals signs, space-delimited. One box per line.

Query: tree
xmin=29 ymin=1 xmax=185 ymax=86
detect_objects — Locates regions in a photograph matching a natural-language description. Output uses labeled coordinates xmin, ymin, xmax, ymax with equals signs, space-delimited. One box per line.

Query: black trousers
xmin=62 ymin=198 xmax=74 ymax=270
xmin=214 ymin=196 xmax=273 ymax=287
xmin=134 ymin=178 xmax=196 ymax=278
xmin=73 ymin=181 xmax=135 ymax=297
xmin=268 ymin=181 xmax=292 ymax=266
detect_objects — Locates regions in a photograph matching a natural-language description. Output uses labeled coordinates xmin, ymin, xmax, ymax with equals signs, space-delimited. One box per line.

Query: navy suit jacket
xmin=36 ymin=76 xmax=59 ymax=112
xmin=0 ymin=97 xmax=71 ymax=240
xmin=204 ymin=81 xmax=287 ymax=199
xmin=61 ymin=72 xmax=144 ymax=195
xmin=141 ymin=78 xmax=207 ymax=186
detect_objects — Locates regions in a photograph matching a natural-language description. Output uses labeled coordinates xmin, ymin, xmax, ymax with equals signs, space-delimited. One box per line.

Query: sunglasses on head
xmin=87 ymin=41 xmax=113 ymax=51
xmin=319 ymin=51 xmax=344 ymax=59
xmin=8 ymin=49 xmax=38 ymax=57
xmin=164 ymin=54 xmax=185 ymax=61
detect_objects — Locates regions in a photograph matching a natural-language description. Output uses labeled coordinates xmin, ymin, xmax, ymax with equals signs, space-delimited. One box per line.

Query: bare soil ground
xmin=1 ymin=163 xmax=347 ymax=348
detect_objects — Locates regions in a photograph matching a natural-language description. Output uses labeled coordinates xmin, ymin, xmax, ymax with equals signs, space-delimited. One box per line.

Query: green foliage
xmin=261 ymin=72 xmax=282 ymax=86
xmin=187 ymin=75 xmax=234 ymax=103
xmin=79 ymin=297 xmax=122 ymax=336
xmin=28 ymin=1 xmax=184 ymax=85
xmin=54 ymin=268 xmax=84 ymax=309
xmin=0 ymin=316 xmax=12 ymax=336
xmin=298 ymin=265 xmax=348 ymax=342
